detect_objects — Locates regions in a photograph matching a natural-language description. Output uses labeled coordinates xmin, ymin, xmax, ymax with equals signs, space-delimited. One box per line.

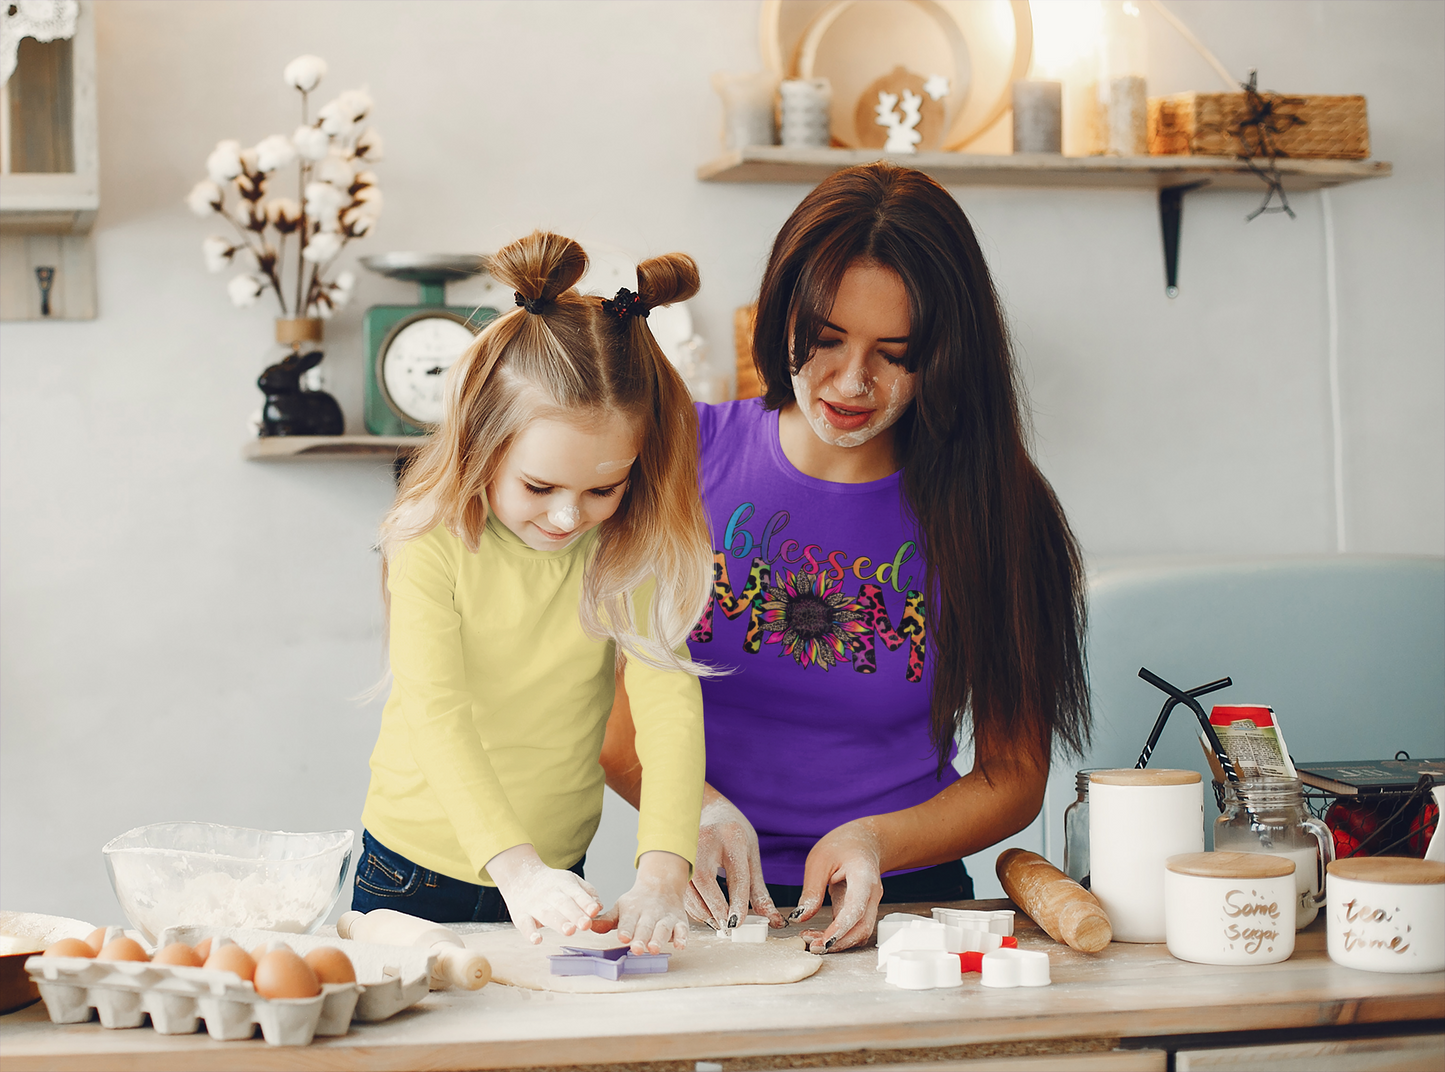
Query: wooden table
xmin=2 ymin=902 xmax=1441 ymax=1072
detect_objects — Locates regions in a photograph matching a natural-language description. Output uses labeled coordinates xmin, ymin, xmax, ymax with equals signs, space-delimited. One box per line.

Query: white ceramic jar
xmin=1090 ymin=769 xmax=1204 ymax=943
xmin=1326 ymin=857 xmax=1445 ymax=973
xmin=1165 ymin=851 xmax=1296 ymax=965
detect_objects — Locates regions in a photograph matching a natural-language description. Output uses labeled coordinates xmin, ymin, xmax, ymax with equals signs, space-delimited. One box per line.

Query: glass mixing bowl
xmin=102 ymin=822 xmax=354 ymax=943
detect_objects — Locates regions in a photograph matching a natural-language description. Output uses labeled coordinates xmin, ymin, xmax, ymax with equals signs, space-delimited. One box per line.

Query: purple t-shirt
xmin=689 ymin=399 xmax=957 ymax=886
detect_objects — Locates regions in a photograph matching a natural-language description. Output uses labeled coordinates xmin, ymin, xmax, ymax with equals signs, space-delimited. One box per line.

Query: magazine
xmin=1209 ymin=704 xmax=1297 ymax=781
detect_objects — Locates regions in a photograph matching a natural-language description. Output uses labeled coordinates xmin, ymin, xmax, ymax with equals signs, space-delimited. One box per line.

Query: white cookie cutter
xmin=727 ymin=916 xmax=770 ymax=943
xmin=876 ymin=919 xmax=947 ymax=970
xmin=979 ymin=947 xmax=1050 ymax=988
xmin=885 ymin=949 xmax=962 ymax=990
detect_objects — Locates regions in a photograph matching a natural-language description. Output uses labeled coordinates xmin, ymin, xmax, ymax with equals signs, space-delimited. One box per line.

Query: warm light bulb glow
xmin=1028 ymin=0 xmax=1104 ymax=80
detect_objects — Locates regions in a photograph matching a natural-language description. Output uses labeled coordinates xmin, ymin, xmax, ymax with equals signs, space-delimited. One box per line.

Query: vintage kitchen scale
xmin=360 ymin=253 xmax=500 ymax=436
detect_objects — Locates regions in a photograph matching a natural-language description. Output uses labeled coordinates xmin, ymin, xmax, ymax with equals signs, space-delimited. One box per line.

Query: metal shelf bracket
xmin=1159 ymin=180 xmax=1211 ymax=298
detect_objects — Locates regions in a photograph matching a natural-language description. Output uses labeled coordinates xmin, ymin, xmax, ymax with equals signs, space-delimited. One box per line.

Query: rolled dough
xmin=458 ymin=926 xmax=822 ymax=993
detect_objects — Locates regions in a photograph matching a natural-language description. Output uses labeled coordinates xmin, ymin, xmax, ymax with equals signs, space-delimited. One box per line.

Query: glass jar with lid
xmin=1063 ymin=769 xmax=1104 ymax=887
xmin=1214 ymin=777 xmax=1335 ymax=927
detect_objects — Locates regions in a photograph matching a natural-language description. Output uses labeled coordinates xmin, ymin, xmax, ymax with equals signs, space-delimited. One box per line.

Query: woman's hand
xmin=685 ymin=788 xmax=787 ymax=932
xmin=593 ymin=850 xmax=691 ymax=953
xmin=486 ymin=844 xmax=602 ymax=944
xmin=790 ymin=819 xmax=883 ymax=954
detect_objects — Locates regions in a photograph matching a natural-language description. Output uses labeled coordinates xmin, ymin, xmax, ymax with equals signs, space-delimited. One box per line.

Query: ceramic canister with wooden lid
xmin=1326 ymin=857 xmax=1445 ymax=973
xmin=1165 ymin=852 xmax=1296 ymax=965
xmin=1089 ymin=769 xmax=1204 ymax=943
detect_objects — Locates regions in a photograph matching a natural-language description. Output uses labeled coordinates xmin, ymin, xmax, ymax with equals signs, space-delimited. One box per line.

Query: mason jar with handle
xmin=1214 ymin=777 xmax=1334 ymax=928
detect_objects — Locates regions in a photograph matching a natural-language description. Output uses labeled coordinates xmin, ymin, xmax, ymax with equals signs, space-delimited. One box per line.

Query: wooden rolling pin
xmin=338 ymin=909 xmax=491 ymax=990
xmin=996 ymin=848 xmax=1112 ymax=953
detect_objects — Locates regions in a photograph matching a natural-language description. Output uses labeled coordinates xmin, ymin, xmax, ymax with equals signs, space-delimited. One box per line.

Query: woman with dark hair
xmin=602 ymin=162 xmax=1090 ymax=954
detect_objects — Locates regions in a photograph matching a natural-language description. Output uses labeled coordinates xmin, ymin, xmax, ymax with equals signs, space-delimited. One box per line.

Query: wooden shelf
xmin=697 ymin=147 xmax=1393 ymax=190
xmin=243 ymin=435 xmax=424 ymax=460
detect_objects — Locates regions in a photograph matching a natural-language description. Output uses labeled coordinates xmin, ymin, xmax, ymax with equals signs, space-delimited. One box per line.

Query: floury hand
xmin=486 ymin=844 xmax=602 ymax=944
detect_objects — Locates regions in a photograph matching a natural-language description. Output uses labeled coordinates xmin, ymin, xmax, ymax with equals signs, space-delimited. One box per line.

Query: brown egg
xmin=84 ymin=927 xmax=107 ymax=953
xmin=97 ymin=937 xmax=150 ymax=962
xmin=153 ymin=942 xmax=204 ymax=967
xmin=204 ymin=943 xmax=256 ymax=982
xmin=253 ymin=947 xmax=320 ymax=1000
xmin=304 ymin=946 xmax=356 ymax=985
xmin=250 ymin=944 xmax=268 ymax=963
xmin=192 ymin=937 xmax=213 ymax=961
xmin=43 ymin=938 xmax=97 ymax=959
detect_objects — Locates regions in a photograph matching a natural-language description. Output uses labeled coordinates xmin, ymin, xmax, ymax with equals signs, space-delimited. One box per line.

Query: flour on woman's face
xmin=791 ymin=259 xmax=917 ymax=450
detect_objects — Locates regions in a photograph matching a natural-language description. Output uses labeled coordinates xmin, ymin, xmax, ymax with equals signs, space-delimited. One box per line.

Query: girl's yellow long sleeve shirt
xmin=361 ymin=518 xmax=704 ymax=886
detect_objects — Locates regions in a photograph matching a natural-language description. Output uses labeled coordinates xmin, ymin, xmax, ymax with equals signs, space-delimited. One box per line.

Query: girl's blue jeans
xmin=350 ymin=829 xmax=586 ymax=924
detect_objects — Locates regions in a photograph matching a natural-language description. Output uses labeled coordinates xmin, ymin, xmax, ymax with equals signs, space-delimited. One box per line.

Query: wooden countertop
xmin=1 ymin=901 xmax=1441 ymax=1072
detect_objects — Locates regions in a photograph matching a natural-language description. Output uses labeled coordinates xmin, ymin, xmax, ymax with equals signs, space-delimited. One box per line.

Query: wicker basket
xmin=1149 ymin=92 xmax=1369 ymax=159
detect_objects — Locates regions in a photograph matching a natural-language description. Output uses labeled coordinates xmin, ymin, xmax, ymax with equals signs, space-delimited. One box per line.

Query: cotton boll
xmin=329 ymin=270 xmax=356 ymax=308
xmin=202 ymin=236 xmax=234 ymax=273
xmin=255 ymin=134 xmax=297 ymax=173
xmin=231 ymin=199 xmax=264 ymax=231
xmin=266 ymin=197 xmax=303 ymax=231
xmin=206 ymin=139 xmax=243 ymax=183
xmin=228 ymin=274 xmax=265 ymax=307
xmin=283 ymin=54 xmax=327 ymax=92
xmin=303 ymin=232 xmax=342 ymax=264
xmin=354 ymin=127 xmax=384 ymax=161
xmin=305 ymin=182 xmax=347 ymax=233
xmin=305 ymin=181 xmax=347 ymax=217
xmin=292 ymin=124 xmax=330 ymax=162
xmin=318 ymin=88 xmax=371 ymax=136
xmin=353 ymin=185 xmax=382 ymax=209
xmin=315 ymin=152 xmax=355 ymax=187
xmin=186 ymin=179 xmax=222 ymax=217
xmin=341 ymin=205 xmax=377 ymax=237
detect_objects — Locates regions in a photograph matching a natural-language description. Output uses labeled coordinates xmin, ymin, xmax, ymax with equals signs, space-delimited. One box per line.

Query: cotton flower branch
xmin=186 ymin=54 xmax=382 ymax=316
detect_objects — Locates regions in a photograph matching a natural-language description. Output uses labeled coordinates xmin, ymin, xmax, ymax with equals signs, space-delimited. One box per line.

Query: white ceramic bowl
xmin=102 ymin=823 xmax=353 ymax=943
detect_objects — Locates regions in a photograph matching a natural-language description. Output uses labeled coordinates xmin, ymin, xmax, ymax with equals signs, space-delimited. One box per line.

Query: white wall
xmin=2 ymin=1 xmax=1441 ymax=924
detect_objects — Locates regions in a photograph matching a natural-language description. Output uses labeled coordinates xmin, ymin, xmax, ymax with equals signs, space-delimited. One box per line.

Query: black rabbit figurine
xmin=257 ymin=349 xmax=344 ymax=436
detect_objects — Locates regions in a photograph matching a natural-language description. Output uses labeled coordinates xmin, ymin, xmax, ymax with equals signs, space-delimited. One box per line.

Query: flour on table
xmin=456 ymin=926 xmax=822 ymax=993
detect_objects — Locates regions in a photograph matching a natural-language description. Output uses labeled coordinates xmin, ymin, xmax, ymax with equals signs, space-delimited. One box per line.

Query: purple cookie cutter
xmin=547 ymin=946 xmax=670 ymax=980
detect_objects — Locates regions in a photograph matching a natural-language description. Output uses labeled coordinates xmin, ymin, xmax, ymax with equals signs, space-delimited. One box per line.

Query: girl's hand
xmin=592 ymin=850 xmax=691 ymax=954
xmin=790 ymin=819 xmax=883 ymax=954
xmin=486 ymin=844 xmax=603 ymax=944
xmin=686 ymin=789 xmax=786 ymax=932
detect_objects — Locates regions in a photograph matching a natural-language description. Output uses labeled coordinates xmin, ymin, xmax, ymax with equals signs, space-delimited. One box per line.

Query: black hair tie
xmin=601 ymin=287 xmax=648 ymax=320
xmin=514 ymin=292 xmax=548 ymax=314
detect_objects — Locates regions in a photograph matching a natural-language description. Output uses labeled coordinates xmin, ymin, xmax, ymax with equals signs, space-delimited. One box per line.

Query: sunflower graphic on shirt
xmin=758 ymin=569 xmax=871 ymax=669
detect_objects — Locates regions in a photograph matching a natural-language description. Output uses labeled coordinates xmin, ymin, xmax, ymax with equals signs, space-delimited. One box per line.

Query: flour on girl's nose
xmin=549 ymin=504 xmax=580 ymax=531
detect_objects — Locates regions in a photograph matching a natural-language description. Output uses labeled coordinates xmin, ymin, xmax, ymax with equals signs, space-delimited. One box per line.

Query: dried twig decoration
xmin=1233 ymin=70 xmax=1305 ymax=220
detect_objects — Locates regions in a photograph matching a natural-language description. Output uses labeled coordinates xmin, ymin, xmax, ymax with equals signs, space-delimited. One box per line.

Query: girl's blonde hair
xmin=378 ymin=230 xmax=715 ymax=675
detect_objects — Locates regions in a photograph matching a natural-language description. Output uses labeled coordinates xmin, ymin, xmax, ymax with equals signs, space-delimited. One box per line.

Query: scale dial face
xmin=377 ymin=312 xmax=477 ymax=428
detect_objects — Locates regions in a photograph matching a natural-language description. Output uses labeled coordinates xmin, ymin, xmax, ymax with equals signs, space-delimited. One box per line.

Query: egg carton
xmin=25 ymin=926 xmax=432 ymax=1046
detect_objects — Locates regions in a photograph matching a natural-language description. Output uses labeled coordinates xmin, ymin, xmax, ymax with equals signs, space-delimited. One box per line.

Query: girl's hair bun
xmin=488 ymin=231 xmax=588 ymax=304
xmin=635 ymin=252 xmax=700 ymax=311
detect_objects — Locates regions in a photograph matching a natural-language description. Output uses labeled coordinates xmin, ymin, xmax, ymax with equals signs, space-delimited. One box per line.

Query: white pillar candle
xmin=711 ymin=71 xmax=777 ymax=151
xmin=1089 ymin=769 xmax=1204 ymax=943
xmin=1011 ymin=81 xmax=1062 ymax=154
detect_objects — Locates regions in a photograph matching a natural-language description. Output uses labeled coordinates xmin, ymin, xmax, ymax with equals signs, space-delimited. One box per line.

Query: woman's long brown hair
xmin=753 ymin=163 xmax=1090 ymax=775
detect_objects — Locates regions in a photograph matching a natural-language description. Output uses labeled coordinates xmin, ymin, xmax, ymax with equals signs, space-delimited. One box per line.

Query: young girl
xmin=602 ymin=163 xmax=1090 ymax=953
xmin=356 ymin=231 xmax=714 ymax=953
